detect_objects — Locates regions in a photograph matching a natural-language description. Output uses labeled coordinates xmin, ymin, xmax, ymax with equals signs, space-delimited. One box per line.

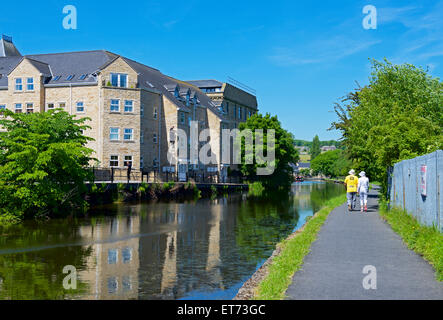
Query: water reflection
xmin=0 ymin=182 xmax=343 ymax=300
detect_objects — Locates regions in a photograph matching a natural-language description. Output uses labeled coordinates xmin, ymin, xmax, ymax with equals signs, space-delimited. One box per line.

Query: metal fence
xmin=388 ymin=150 xmax=442 ymax=232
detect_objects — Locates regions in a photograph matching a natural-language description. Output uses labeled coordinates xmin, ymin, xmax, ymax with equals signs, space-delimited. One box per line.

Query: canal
xmin=0 ymin=181 xmax=344 ymax=300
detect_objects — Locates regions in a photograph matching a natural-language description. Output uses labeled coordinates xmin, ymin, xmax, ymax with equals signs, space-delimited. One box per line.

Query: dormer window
xmin=110 ymin=73 xmax=128 ymax=88
xmin=66 ymin=75 xmax=75 ymax=81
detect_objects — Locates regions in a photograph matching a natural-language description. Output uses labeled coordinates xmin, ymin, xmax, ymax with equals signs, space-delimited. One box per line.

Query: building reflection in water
xmin=78 ymin=207 xmax=140 ymax=300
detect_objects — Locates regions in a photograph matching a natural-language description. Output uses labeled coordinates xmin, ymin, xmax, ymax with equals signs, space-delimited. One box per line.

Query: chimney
xmin=0 ymin=35 xmax=22 ymax=57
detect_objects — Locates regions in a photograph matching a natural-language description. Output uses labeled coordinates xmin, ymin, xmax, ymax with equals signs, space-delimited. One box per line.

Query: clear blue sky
xmin=1 ymin=0 xmax=442 ymax=140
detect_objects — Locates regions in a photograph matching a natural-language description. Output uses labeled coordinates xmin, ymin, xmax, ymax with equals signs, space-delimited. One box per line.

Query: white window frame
xmin=124 ymin=155 xmax=133 ymax=167
xmin=15 ymin=78 xmax=23 ymax=91
xmin=110 ymin=99 xmax=120 ymax=112
xmin=26 ymin=103 xmax=34 ymax=114
xmin=76 ymin=101 xmax=85 ymax=113
xmin=26 ymin=78 xmax=34 ymax=91
xmin=123 ymin=128 xmax=133 ymax=141
xmin=46 ymin=103 xmax=55 ymax=111
xmin=124 ymin=100 xmax=133 ymax=113
xmin=110 ymin=73 xmax=128 ymax=88
xmin=15 ymin=103 xmax=22 ymax=113
xmin=109 ymin=155 xmax=119 ymax=167
xmin=110 ymin=127 xmax=120 ymax=141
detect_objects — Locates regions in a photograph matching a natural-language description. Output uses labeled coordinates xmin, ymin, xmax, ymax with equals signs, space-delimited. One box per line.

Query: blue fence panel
xmin=389 ymin=150 xmax=442 ymax=232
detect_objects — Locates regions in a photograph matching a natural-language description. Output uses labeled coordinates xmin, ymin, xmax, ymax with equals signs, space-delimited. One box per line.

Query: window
xmin=153 ymin=158 xmax=159 ymax=168
xmin=122 ymin=247 xmax=132 ymax=264
xmin=110 ymin=99 xmax=119 ymax=112
xmin=59 ymin=102 xmax=66 ymax=109
xmin=123 ymin=128 xmax=133 ymax=141
xmin=153 ymin=133 xmax=158 ymax=144
xmin=0 ymin=105 xmax=6 ymax=114
xmin=107 ymin=249 xmax=118 ymax=264
xmin=15 ymin=103 xmax=22 ymax=113
xmin=124 ymin=100 xmax=133 ymax=113
xmin=140 ymin=156 xmax=144 ymax=169
xmin=226 ymin=102 xmax=229 ymax=113
xmin=140 ymin=104 xmax=144 ymax=116
xmin=180 ymin=112 xmax=185 ymax=124
xmin=26 ymin=103 xmax=33 ymax=113
xmin=110 ymin=155 xmax=119 ymax=167
xmin=110 ymin=73 xmax=128 ymax=88
xmin=238 ymin=107 xmax=242 ymax=119
xmin=153 ymin=107 xmax=158 ymax=119
xmin=124 ymin=155 xmax=133 ymax=167
xmin=140 ymin=132 xmax=144 ymax=144
xmin=26 ymin=78 xmax=34 ymax=91
xmin=107 ymin=277 xmax=118 ymax=294
xmin=53 ymin=75 xmax=61 ymax=81
xmin=76 ymin=102 xmax=84 ymax=113
xmin=110 ymin=127 xmax=119 ymax=141
xmin=46 ymin=103 xmax=55 ymax=111
xmin=15 ymin=78 xmax=22 ymax=91
xmin=66 ymin=75 xmax=74 ymax=81
xmin=79 ymin=74 xmax=87 ymax=80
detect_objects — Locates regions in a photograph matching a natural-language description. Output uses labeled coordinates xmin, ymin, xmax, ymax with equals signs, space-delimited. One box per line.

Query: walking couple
xmin=344 ymin=169 xmax=369 ymax=213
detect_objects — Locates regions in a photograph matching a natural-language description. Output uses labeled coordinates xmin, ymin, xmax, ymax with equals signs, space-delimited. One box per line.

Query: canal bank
xmin=86 ymin=182 xmax=248 ymax=206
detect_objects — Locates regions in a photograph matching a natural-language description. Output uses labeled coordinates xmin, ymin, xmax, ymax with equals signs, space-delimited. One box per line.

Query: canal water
xmin=0 ymin=181 xmax=343 ymax=300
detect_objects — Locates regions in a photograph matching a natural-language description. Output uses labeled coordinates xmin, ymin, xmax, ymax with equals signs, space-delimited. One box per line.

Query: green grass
xmin=255 ymin=194 xmax=346 ymax=300
xmin=379 ymin=202 xmax=443 ymax=281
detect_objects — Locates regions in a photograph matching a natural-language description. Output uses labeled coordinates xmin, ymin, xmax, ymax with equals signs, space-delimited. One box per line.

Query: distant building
xmin=295 ymin=146 xmax=310 ymax=154
xmin=321 ymin=145 xmax=337 ymax=153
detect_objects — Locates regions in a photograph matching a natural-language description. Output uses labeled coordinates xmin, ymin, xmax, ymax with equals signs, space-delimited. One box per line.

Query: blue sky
xmin=1 ymin=0 xmax=442 ymax=140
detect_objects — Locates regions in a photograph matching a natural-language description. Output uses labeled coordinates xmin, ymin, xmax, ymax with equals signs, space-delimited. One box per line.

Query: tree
xmin=0 ymin=109 xmax=94 ymax=222
xmin=238 ymin=113 xmax=298 ymax=190
xmin=310 ymin=149 xmax=352 ymax=177
xmin=331 ymin=59 xmax=443 ymax=195
xmin=311 ymin=135 xmax=321 ymax=160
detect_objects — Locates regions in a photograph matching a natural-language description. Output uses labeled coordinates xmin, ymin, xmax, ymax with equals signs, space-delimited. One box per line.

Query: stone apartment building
xmin=0 ymin=35 xmax=258 ymax=181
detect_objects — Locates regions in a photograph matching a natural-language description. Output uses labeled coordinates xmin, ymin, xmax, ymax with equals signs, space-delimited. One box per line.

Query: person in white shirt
xmin=358 ymin=171 xmax=370 ymax=213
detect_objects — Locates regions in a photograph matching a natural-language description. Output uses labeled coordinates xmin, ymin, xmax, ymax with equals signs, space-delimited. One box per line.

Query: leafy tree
xmin=311 ymin=135 xmax=321 ymax=160
xmin=310 ymin=149 xmax=352 ymax=177
xmin=331 ymin=59 xmax=443 ymax=195
xmin=0 ymin=109 xmax=94 ymax=222
xmin=238 ymin=113 xmax=298 ymax=190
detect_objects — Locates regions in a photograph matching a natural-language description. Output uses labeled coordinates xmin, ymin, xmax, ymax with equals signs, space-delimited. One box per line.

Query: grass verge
xmin=254 ymin=194 xmax=346 ymax=300
xmin=379 ymin=202 xmax=443 ymax=281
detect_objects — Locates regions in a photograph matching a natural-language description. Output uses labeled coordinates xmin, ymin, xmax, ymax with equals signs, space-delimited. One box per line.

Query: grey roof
xmin=27 ymin=50 xmax=117 ymax=84
xmin=186 ymin=79 xmax=223 ymax=88
xmin=0 ymin=45 xmax=228 ymax=120
xmin=0 ymin=36 xmax=21 ymax=57
xmin=0 ymin=56 xmax=22 ymax=87
xmin=26 ymin=58 xmax=52 ymax=77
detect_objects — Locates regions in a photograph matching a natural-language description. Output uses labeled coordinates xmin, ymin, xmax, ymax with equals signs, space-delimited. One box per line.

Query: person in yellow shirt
xmin=344 ymin=169 xmax=359 ymax=211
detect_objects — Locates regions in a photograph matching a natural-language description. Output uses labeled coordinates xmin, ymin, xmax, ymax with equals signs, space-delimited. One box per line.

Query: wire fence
xmin=387 ymin=150 xmax=442 ymax=232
